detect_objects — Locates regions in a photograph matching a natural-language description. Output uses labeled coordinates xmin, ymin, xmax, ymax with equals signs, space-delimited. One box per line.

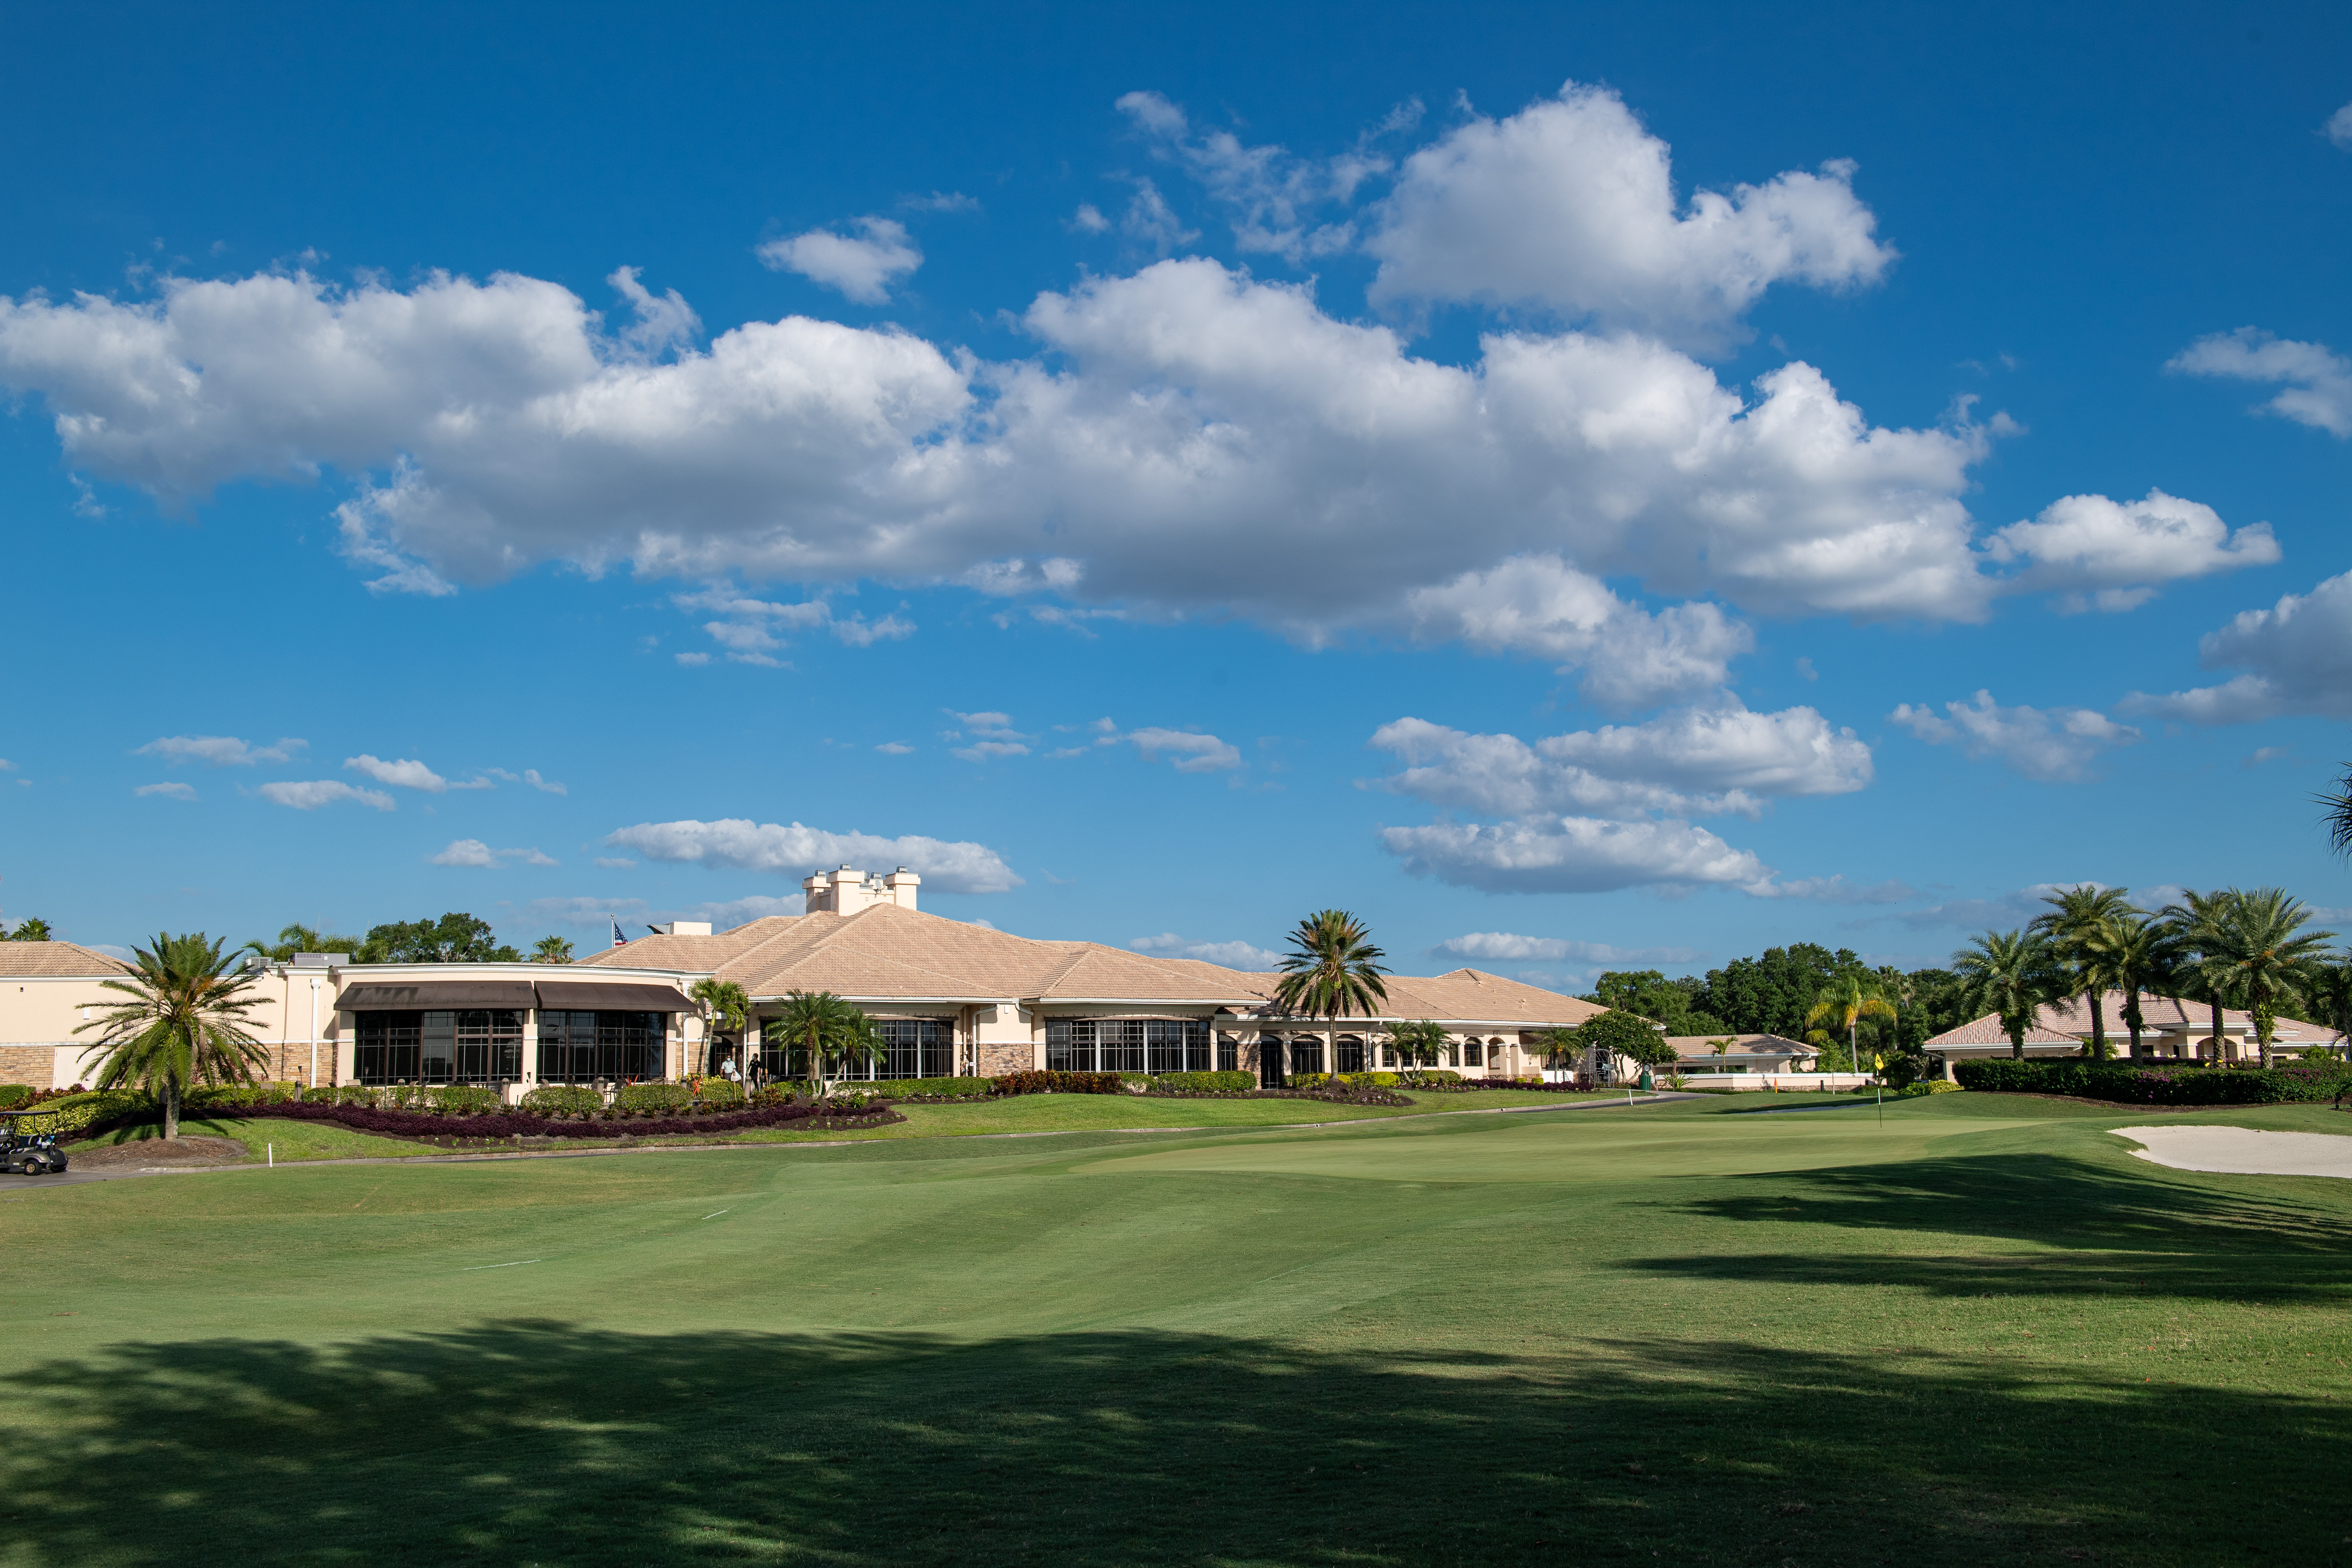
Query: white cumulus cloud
xmin=1402 ymin=554 xmax=1751 ymax=710
xmin=757 ymin=216 xmax=922 ymax=304
xmin=1985 ymin=489 xmax=2278 ymax=612
xmin=133 ymin=781 xmax=198 ymax=800
xmin=1130 ymin=932 xmax=1283 ymax=969
xmin=1364 ymin=82 xmax=1894 ymax=346
xmin=1380 ymin=815 xmax=1773 ymax=895
xmin=1433 ymin=931 xmax=1705 ymax=965
xmin=603 ymin=817 xmax=1021 ymax=893
xmin=431 ymin=839 xmax=558 ymax=867
xmin=2123 ymin=569 xmax=2352 ymax=723
xmin=1889 ymin=690 xmax=2140 ymax=782
xmin=2329 ymin=103 xmax=2352 ymax=150
xmin=258 ymin=779 xmax=395 ymax=811
xmin=1370 ymin=700 xmax=1870 ymax=821
xmin=2168 ymin=327 xmax=2352 ymax=438
xmin=1127 ymin=728 xmax=1243 ymax=772
xmin=345 ymin=754 xmax=448 ymax=792
xmin=135 ymin=735 xmax=305 ymax=767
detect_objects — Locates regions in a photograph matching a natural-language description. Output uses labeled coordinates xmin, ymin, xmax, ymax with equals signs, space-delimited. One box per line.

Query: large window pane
xmin=536 ymin=1010 xmax=663 ymax=1083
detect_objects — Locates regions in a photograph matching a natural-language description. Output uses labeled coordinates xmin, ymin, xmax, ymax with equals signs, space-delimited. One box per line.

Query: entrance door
xmin=1258 ymin=1034 xmax=1285 ymax=1088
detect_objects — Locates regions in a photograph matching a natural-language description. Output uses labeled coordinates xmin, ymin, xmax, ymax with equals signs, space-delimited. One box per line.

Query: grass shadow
xmin=2 ymin=1320 xmax=2343 ymax=1565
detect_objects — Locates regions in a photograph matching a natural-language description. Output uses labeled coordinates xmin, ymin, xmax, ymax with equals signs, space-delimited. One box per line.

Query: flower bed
xmin=1954 ymin=1058 xmax=2352 ymax=1105
xmin=60 ymin=1093 xmax=901 ymax=1143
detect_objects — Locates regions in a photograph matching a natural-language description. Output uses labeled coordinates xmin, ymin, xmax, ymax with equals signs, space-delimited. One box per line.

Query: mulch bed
xmin=69 ymin=1135 xmax=248 ymax=1168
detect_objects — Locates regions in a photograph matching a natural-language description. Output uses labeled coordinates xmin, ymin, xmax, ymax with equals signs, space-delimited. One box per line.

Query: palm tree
xmin=7 ymin=917 xmax=54 ymax=941
xmin=240 ymin=923 xmax=366 ymax=962
xmin=531 ymin=935 xmax=575 ymax=964
xmin=2200 ymin=888 xmax=2336 ymax=1067
xmin=1804 ymin=973 xmax=1896 ymax=1075
xmin=2302 ymin=953 xmax=2352 ymax=1062
xmin=763 ymin=989 xmax=883 ymax=1089
xmin=2084 ymin=911 xmax=2175 ymax=1061
xmin=2319 ymin=766 xmax=2352 ymax=859
xmin=1951 ymin=929 xmax=2066 ymax=1059
xmin=1270 ymin=909 xmax=1390 ymax=1080
xmin=689 ymin=978 xmax=754 ymax=1076
xmin=73 ymin=932 xmax=270 ymax=1140
xmin=2157 ymin=890 xmax=2239 ymax=1063
xmin=2029 ymin=886 xmax=2141 ymax=1058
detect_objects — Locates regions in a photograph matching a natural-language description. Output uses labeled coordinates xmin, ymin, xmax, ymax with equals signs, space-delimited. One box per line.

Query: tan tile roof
xmin=1929 ymin=990 xmax=2330 ymax=1048
xmin=1668 ymin=1033 xmax=1812 ymax=1060
xmin=580 ymin=905 xmax=1599 ymax=1024
xmin=0 ymin=941 xmax=128 ymax=977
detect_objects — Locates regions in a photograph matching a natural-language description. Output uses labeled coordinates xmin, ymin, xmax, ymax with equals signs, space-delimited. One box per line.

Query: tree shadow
xmin=2 ymin=1321 xmax=2342 ymax=1565
xmin=1624 ymin=1151 xmax=2352 ymax=1303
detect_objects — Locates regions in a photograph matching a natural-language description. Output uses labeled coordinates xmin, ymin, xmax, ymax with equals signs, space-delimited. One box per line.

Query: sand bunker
xmin=2112 ymin=1125 xmax=2352 ymax=1179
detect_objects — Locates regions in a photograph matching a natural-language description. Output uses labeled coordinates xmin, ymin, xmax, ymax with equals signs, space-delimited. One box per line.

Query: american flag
xmin=610 ymin=917 xmax=628 ymax=949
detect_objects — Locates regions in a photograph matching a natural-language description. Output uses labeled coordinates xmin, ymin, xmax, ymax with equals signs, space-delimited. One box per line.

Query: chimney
xmin=830 ymin=865 xmax=871 ymax=915
xmin=803 ymin=869 xmax=832 ymax=915
xmin=884 ymin=866 xmax=920 ymax=911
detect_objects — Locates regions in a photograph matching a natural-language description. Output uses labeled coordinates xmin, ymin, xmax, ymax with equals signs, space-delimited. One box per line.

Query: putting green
xmin=1073 ymin=1102 xmax=2041 ymax=1181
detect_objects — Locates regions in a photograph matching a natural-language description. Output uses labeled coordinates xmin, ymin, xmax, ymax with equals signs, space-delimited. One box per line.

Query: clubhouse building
xmin=0 ymin=865 xmax=1604 ymax=1093
xmin=1923 ymin=989 xmax=2335 ymax=1071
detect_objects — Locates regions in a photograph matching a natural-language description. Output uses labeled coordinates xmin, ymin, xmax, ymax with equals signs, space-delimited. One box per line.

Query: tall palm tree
xmin=74 ymin=932 xmax=271 ymax=1140
xmin=2303 ymin=953 xmax=2352 ymax=1062
xmin=689 ymin=978 xmax=754 ymax=1076
xmin=2200 ymin=888 xmax=2336 ymax=1067
xmin=2029 ymin=886 xmax=2140 ymax=1059
xmin=2319 ymin=766 xmax=2352 ymax=860
xmin=1951 ymin=929 xmax=2066 ymax=1059
xmin=1270 ymin=909 xmax=1390 ymax=1079
xmin=531 ymin=935 xmax=575 ymax=964
xmin=1804 ymin=973 xmax=1896 ymax=1074
xmin=2084 ymin=911 xmax=2175 ymax=1061
xmin=2157 ymin=890 xmax=2239 ymax=1063
xmin=763 ymin=989 xmax=882 ymax=1088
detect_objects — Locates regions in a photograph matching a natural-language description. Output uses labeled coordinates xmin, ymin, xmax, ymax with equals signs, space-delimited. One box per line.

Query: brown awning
xmin=534 ymin=980 xmax=694 ymax=1013
xmin=341 ymin=980 xmax=539 ymax=1010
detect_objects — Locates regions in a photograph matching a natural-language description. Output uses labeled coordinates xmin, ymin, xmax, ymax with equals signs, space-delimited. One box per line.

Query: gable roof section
xmin=1667 ymin=1033 xmax=1812 ymax=1058
xmin=576 ymin=905 xmax=1601 ymax=1024
xmin=0 ymin=941 xmax=129 ymax=978
xmin=1928 ymin=990 xmax=2332 ymax=1048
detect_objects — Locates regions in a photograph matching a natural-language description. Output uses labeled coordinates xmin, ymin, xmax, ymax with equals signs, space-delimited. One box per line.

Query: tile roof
xmin=580 ymin=906 xmax=1601 ymax=1024
xmin=1927 ymin=990 xmax=2330 ymax=1048
xmin=0 ymin=941 xmax=128 ymax=977
xmin=1668 ymin=1033 xmax=1813 ymax=1060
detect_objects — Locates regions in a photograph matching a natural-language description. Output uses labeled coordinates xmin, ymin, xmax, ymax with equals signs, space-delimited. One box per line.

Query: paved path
xmin=2112 ymin=1124 xmax=2352 ymax=1179
xmin=0 ymin=1092 xmax=1698 ymax=1189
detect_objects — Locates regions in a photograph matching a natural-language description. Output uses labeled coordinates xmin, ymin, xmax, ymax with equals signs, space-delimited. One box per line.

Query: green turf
xmin=70 ymin=1118 xmax=439 ymax=1163
xmin=3 ymin=1092 xmax=2349 ymax=1565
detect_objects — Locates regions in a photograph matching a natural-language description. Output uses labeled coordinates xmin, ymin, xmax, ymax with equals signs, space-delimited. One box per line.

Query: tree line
xmin=242 ymin=915 xmax=577 ymax=966
xmin=1576 ymin=884 xmax=2350 ymax=1074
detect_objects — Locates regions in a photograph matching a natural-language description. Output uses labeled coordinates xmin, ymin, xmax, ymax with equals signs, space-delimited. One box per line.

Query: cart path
xmin=0 ymin=1091 xmax=1701 ymax=1187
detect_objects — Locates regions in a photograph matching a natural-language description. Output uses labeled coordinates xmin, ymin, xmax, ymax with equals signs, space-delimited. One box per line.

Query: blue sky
xmin=4 ymin=1 xmax=2351 ymax=982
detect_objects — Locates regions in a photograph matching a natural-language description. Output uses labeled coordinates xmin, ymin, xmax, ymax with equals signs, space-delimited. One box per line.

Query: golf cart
xmin=0 ymin=1111 xmax=69 ymax=1175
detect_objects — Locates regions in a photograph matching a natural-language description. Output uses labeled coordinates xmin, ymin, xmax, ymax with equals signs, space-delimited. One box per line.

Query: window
xmin=1336 ymin=1036 xmax=1365 ymax=1073
xmin=1290 ymin=1037 xmax=1324 ymax=1075
xmin=1217 ymin=1033 xmax=1238 ymax=1073
xmin=760 ymin=1017 xmax=950 ymax=1079
xmin=1046 ymin=1018 xmax=1209 ymax=1073
xmin=1257 ymin=1033 xmax=1285 ymax=1088
xmin=356 ymin=1010 xmax=523 ymax=1085
xmin=537 ymin=1010 xmax=664 ymax=1084
xmin=1463 ymin=1037 xmax=1484 ymax=1067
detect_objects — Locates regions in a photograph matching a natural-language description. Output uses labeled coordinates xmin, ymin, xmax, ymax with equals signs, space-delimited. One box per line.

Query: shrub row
xmin=1149 ymin=1070 xmax=1257 ymax=1094
xmin=209 ymin=1097 xmax=900 ymax=1142
xmin=855 ymin=1077 xmax=997 ymax=1100
xmin=992 ymin=1070 xmax=1126 ymax=1096
xmin=10 ymin=1089 xmax=149 ymax=1138
xmin=0 ymin=1083 xmax=32 ymax=1109
xmin=1954 ymin=1058 xmax=2352 ymax=1104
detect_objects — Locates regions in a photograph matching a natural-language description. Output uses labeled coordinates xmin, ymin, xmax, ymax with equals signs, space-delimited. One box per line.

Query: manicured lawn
xmin=4 ymin=1092 xmax=2349 ymax=1564
xmin=69 ymin=1117 xmax=439 ymax=1163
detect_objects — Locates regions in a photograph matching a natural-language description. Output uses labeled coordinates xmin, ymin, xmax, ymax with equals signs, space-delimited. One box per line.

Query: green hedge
xmin=1290 ymin=1071 xmax=1401 ymax=1091
xmin=521 ymin=1084 xmax=606 ymax=1115
xmin=0 ymin=1084 xmax=32 ymax=1109
xmin=1151 ymin=1070 xmax=1256 ymax=1093
xmin=859 ymin=1077 xmax=996 ymax=1100
xmin=14 ymin=1090 xmax=148 ymax=1138
xmin=615 ymin=1082 xmax=691 ymax=1113
xmin=1954 ymin=1058 xmax=2352 ymax=1104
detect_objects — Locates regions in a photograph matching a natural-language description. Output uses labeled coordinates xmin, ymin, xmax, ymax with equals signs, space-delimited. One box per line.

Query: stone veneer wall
xmin=0 ymin=1045 xmax=54 ymax=1088
xmin=976 ymin=1040 xmax=1035 ymax=1077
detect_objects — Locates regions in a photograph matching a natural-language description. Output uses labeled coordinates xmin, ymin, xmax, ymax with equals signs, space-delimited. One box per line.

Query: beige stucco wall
xmin=0 ymin=975 xmax=129 ymax=1088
